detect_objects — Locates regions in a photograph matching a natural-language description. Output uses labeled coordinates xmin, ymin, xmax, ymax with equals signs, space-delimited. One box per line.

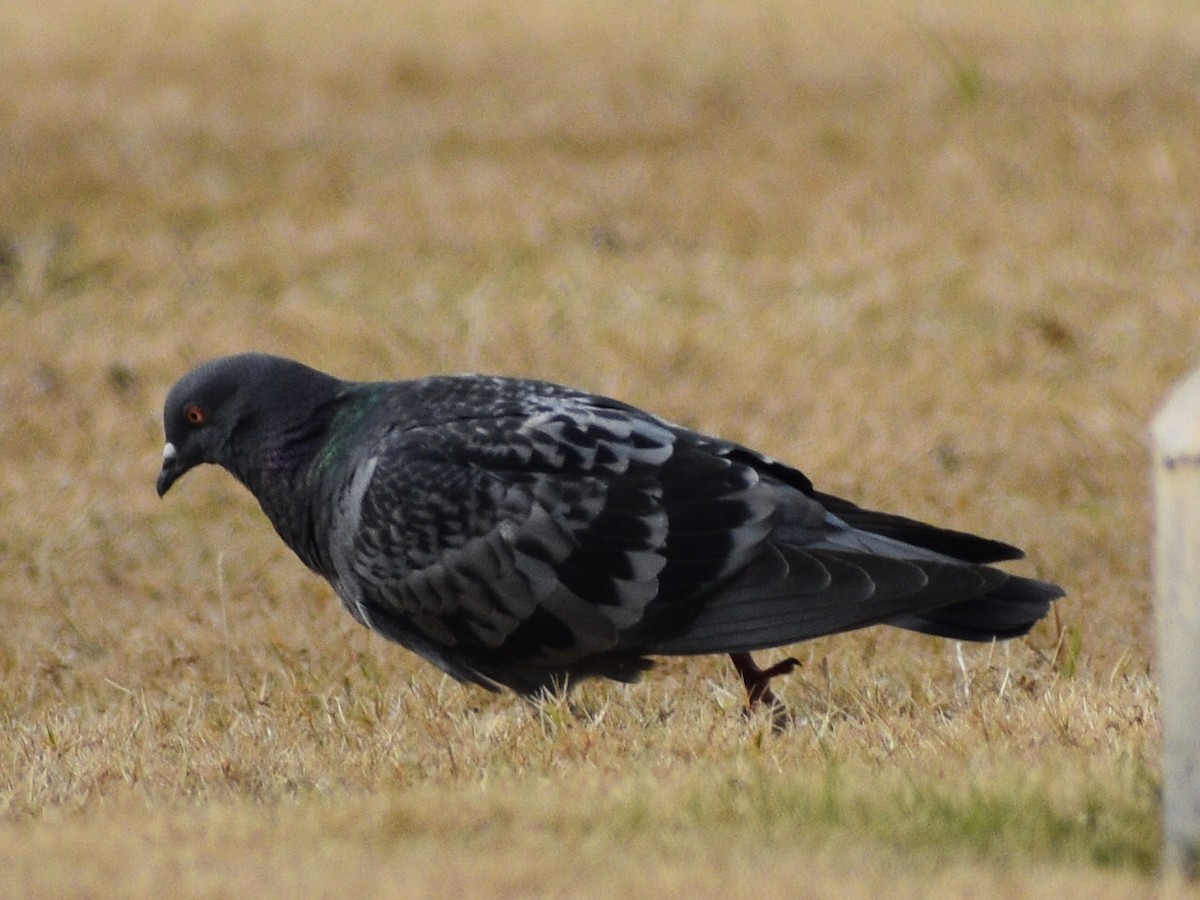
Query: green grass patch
xmin=677 ymin=760 xmax=1160 ymax=873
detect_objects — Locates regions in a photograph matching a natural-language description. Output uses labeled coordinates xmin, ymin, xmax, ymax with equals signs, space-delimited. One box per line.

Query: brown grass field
xmin=1 ymin=0 xmax=1198 ymax=895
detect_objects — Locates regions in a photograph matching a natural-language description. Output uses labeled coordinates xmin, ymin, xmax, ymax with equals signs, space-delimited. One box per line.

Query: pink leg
xmin=729 ymin=651 xmax=801 ymax=715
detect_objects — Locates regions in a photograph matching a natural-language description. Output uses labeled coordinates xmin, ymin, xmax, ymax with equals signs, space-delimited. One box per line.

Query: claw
xmin=730 ymin=651 xmax=800 ymax=729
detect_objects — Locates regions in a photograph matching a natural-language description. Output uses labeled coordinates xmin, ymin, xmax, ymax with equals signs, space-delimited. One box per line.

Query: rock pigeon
xmin=157 ymin=353 xmax=1063 ymax=710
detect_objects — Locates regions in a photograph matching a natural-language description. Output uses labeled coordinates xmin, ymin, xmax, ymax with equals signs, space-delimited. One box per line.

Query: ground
xmin=0 ymin=0 xmax=1197 ymax=895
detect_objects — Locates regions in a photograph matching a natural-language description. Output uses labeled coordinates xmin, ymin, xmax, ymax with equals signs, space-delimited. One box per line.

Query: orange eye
xmin=184 ymin=403 xmax=207 ymax=426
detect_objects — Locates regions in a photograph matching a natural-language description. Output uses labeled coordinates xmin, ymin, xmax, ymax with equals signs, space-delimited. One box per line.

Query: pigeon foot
xmin=729 ymin=651 xmax=800 ymax=730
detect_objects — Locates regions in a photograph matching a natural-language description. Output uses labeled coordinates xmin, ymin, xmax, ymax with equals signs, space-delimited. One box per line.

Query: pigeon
xmin=157 ymin=353 xmax=1063 ymax=711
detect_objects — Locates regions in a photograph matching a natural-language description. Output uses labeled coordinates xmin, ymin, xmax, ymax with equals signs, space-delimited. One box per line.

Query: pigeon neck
xmin=239 ymin=443 xmax=334 ymax=575
xmin=227 ymin=395 xmax=346 ymax=574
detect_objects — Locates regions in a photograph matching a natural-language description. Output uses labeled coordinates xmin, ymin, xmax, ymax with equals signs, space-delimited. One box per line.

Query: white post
xmin=1153 ymin=367 xmax=1200 ymax=879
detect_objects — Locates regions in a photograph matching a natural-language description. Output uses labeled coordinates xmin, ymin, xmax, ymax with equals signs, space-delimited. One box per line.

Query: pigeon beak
xmin=157 ymin=442 xmax=185 ymax=497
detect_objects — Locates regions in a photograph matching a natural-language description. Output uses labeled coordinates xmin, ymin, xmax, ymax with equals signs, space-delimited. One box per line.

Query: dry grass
xmin=1 ymin=0 xmax=1198 ymax=894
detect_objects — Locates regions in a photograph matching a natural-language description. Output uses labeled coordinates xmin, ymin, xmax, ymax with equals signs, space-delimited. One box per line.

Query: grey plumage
xmin=157 ymin=353 xmax=1063 ymax=701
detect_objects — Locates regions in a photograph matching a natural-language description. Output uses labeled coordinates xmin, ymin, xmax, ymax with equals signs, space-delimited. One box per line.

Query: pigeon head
xmin=157 ymin=353 xmax=343 ymax=497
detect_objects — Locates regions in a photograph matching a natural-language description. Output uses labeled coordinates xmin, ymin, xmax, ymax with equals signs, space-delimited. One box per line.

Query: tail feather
xmin=885 ymin=575 xmax=1064 ymax=641
xmin=651 ymin=543 xmax=1032 ymax=656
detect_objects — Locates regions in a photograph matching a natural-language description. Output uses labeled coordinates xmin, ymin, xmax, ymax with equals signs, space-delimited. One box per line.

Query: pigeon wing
xmin=330 ymin=396 xmax=775 ymax=690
